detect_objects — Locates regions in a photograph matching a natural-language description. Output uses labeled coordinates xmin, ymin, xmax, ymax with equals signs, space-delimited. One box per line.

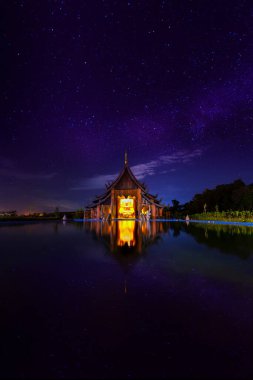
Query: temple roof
xmin=106 ymin=162 xmax=147 ymax=192
xmin=86 ymin=153 xmax=163 ymax=208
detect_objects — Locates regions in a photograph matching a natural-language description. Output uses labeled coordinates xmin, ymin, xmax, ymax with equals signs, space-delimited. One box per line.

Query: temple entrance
xmin=117 ymin=196 xmax=135 ymax=218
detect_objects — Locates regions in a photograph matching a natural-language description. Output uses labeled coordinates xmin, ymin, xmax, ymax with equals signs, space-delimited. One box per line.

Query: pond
xmin=0 ymin=220 xmax=253 ymax=379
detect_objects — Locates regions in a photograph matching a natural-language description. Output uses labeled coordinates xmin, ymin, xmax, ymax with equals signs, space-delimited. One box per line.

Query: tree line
xmin=164 ymin=179 xmax=253 ymax=217
xmin=185 ymin=179 xmax=253 ymax=214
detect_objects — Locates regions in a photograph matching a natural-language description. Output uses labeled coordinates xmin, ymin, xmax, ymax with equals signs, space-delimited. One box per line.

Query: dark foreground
xmin=0 ymin=221 xmax=253 ymax=379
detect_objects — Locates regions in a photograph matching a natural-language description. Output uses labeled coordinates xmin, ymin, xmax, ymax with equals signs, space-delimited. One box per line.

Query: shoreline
xmin=1 ymin=217 xmax=253 ymax=228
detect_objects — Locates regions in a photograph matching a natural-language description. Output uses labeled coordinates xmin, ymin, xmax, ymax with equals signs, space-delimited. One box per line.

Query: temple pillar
xmin=151 ymin=204 xmax=156 ymax=219
xmin=137 ymin=189 xmax=142 ymax=219
xmin=111 ymin=189 xmax=117 ymax=219
xmin=159 ymin=208 xmax=163 ymax=218
xmin=96 ymin=205 xmax=101 ymax=219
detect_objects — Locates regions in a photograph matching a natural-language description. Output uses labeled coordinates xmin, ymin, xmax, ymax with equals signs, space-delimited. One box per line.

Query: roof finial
xmin=124 ymin=150 xmax=128 ymax=165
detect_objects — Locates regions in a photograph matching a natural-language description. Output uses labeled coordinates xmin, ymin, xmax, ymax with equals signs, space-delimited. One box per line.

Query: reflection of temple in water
xmin=84 ymin=220 xmax=170 ymax=254
xmin=79 ymin=220 xmax=253 ymax=262
xmin=83 ymin=220 xmax=170 ymax=293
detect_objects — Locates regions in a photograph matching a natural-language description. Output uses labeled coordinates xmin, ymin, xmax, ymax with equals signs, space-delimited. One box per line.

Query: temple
xmin=85 ymin=152 xmax=164 ymax=219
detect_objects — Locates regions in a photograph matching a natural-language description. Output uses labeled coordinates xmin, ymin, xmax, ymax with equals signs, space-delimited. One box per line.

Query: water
xmin=0 ymin=220 xmax=253 ymax=379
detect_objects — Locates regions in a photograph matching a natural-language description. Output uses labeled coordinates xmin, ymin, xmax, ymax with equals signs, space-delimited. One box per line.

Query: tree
xmin=74 ymin=208 xmax=84 ymax=219
xmin=170 ymin=199 xmax=182 ymax=218
xmin=182 ymin=178 xmax=253 ymax=215
xmin=162 ymin=203 xmax=170 ymax=218
xmin=54 ymin=206 xmax=60 ymax=218
xmin=171 ymin=199 xmax=180 ymax=211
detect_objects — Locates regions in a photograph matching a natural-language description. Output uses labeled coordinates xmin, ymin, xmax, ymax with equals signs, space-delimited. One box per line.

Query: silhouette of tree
xmin=183 ymin=179 xmax=253 ymax=214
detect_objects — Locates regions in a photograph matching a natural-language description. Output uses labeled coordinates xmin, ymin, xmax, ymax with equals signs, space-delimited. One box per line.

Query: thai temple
xmin=86 ymin=152 xmax=164 ymax=219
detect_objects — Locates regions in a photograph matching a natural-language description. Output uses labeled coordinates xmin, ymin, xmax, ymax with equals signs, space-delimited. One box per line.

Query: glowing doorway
xmin=118 ymin=197 xmax=135 ymax=218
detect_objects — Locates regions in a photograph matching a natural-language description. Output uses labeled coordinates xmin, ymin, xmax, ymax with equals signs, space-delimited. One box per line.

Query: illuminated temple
xmin=86 ymin=153 xmax=164 ymax=219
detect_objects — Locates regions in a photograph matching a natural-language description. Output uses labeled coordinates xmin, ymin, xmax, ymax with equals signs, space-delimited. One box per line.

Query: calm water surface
xmin=0 ymin=220 xmax=253 ymax=379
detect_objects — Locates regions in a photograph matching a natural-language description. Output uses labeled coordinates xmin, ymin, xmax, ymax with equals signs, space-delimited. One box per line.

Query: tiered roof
xmin=88 ymin=153 xmax=162 ymax=208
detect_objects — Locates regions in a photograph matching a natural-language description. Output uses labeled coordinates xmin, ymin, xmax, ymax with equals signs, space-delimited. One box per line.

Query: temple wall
xmin=90 ymin=200 xmax=163 ymax=219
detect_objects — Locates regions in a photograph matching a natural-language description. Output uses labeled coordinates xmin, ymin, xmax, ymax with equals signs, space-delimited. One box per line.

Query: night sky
xmin=1 ymin=0 xmax=253 ymax=213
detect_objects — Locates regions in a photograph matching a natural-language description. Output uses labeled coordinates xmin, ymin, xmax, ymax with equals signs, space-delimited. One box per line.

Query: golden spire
xmin=124 ymin=150 xmax=128 ymax=165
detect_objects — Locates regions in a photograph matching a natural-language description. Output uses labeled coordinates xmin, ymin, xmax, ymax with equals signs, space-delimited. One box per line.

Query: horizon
xmin=1 ymin=171 xmax=252 ymax=215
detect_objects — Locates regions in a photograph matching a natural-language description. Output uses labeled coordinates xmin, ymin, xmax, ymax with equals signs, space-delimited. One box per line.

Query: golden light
xmin=117 ymin=220 xmax=136 ymax=247
xmin=118 ymin=196 xmax=135 ymax=218
xmin=141 ymin=206 xmax=149 ymax=215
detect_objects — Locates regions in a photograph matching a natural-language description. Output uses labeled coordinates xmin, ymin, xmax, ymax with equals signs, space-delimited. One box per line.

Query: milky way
xmin=1 ymin=1 xmax=253 ymax=212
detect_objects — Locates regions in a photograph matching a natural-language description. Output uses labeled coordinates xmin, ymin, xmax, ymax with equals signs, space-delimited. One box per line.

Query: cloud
xmin=31 ymin=197 xmax=81 ymax=212
xmin=72 ymin=149 xmax=202 ymax=190
xmin=12 ymin=197 xmax=82 ymax=214
xmin=72 ymin=173 xmax=117 ymax=190
xmin=130 ymin=160 xmax=159 ymax=179
xmin=0 ymin=168 xmax=57 ymax=180
xmin=0 ymin=158 xmax=57 ymax=181
xmin=9 ymin=172 xmax=57 ymax=180
xmin=130 ymin=149 xmax=202 ymax=179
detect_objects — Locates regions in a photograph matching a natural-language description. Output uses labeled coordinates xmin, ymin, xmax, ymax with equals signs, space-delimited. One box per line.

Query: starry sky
xmin=1 ymin=0 xmax=253 ymax=213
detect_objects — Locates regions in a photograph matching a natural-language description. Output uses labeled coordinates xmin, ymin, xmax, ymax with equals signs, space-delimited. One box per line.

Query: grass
xmin=191 ymin=211 xmax=253 ymax=222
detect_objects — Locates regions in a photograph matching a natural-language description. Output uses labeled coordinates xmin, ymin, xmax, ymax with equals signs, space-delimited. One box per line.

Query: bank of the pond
xmin=191 ymin=212 xmax=253 ymax=223
xmin=188 ymin=219 xmax=253 ymax=227
xmin=163 ymin=219 xmax=253 ymax=226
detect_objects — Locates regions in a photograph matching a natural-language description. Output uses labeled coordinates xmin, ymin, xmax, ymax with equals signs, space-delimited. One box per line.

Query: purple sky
xmin=1 ymin=0 xmax=253 ymax=213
